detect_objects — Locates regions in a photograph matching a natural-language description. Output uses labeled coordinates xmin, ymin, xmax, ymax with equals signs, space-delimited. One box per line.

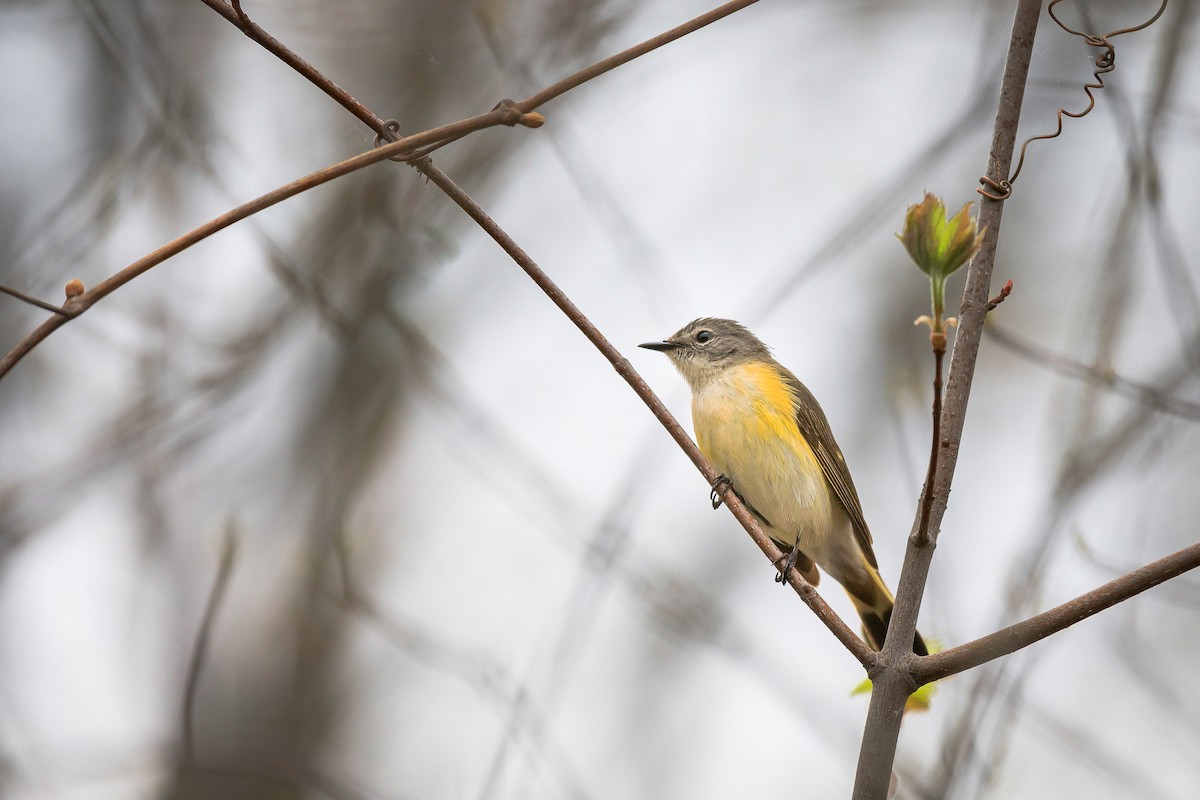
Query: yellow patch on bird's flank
xmin=738 ymin=362 xmax=817 ymax=457
xmin=692 ymin=360 xmax=831 ymax=540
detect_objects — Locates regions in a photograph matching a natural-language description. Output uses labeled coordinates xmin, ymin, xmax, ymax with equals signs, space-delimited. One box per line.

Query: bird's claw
xmin=710 ymin=474 xmax=732 ymax=510
xmin=773 ymin=547 xmax=801 ymax=587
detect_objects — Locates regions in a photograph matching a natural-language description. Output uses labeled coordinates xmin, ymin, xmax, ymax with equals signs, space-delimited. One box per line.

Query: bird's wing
xmin=781 ymin=370 xmax=879 ymax=569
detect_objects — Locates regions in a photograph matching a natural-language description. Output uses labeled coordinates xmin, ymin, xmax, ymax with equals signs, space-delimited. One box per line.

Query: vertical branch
xmin=851 ymin=2 xmax=1044 ymax=798
xmin=915 ymin=344 xmax=945 ymax=546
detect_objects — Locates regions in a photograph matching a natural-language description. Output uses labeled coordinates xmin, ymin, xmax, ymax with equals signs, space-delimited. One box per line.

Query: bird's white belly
xmin=691 ymin=372 xmax=832 ymax=548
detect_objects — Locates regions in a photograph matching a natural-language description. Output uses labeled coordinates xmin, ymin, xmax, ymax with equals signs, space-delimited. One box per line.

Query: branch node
xmin=489 ymin=99 xmax=543 ymax=128
xmin=491 ymin=98 xmax=525 ymax=126
xmin=0 ymin=284 xmax=74 ymax=316
xmin=230 ymin=0 xmax=250 ymax=26
xmin=986 ymin=279 xmax=1014 ymax=311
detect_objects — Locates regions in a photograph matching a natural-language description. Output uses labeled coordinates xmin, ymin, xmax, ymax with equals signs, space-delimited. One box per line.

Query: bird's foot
xmin=710 ymin=474 xmax=733 ymax=510
xmin=772 ymin=546 xmax=803 ymax=586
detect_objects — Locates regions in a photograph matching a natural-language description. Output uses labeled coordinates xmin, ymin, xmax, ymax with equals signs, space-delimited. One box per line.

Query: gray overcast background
xmin=1 ymin=1 xmax=1198 ymax=798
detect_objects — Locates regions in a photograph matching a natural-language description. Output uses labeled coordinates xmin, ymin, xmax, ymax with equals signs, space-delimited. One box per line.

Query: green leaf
xmin=897 ymin=193 xmax=985 ymax=281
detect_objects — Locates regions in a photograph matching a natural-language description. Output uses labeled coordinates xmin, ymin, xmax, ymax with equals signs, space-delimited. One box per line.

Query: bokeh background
xmin=1 ymin=0 xmax=1198 ymax=798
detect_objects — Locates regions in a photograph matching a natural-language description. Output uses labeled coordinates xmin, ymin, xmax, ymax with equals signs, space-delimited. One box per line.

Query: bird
xmin=640 ymin=317 xmax=927 ymax=655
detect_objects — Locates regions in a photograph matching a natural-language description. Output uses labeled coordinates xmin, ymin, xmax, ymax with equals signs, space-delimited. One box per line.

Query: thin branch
xmin=2 ymin=0 xmax=762 ymax=382
xmin=987 ymin=321 xmax=1200 ymax=421
xmin=914 ymin=345 xmax=945 ymax=547
xmin=0 ymin=284 xmax=74 ymax=316
xmin=516 ymin=0 xmax=762 ymax=111
xmin=915 ymin=541 xmax=1200 ymax=683
xmin=421 ymin=165 xmax=877 ymax=669
xmin=0 ymin=111 xmax=523 ymax=381
xmin=182 ymin=524 xmax=237 ymax=763
xmin=204 ymin=0 xmax=761 ymax=136
xmin=986 ymin=278 xmax=1014 ymax=311
xmin=201 ymin=0 xmax=872 ymax=667
xmin=852 ymin=2 xmax=1044 ymax=798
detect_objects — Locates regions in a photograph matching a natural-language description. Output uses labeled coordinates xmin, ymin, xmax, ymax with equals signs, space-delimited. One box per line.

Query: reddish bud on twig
xmin=518 ymin=112 xmax=546 ymax=128
xmin=64 ymin=280 xmax=85 ymax=299
xmin=987 ymin=279 xmax=1014 ymax=312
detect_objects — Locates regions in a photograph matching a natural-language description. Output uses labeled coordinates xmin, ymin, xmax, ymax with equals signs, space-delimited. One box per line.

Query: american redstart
xmin=642 ymin=317 xmax=927 ymax=655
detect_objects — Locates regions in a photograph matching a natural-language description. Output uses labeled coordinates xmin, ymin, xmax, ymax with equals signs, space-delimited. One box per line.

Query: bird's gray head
xmin=639 ymin=318 xmax=773 ymax=388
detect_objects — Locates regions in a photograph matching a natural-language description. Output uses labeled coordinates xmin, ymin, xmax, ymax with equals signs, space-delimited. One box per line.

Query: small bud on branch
xmin=898 ymin=192 xmax=985 ymax=344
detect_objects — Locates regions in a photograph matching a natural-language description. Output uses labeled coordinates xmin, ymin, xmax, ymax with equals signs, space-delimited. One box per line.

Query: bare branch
xmin=987 ymin=322 xmax=1200 ymax=421
xmin=0 ymin=136 xmax=429 ymax=380
xmin=852 ymin=2 xmax=1045 ymax=798
xmin=204 ymin=0 xmax=762 ymax=137
xmin=200 ymin=0 xmax=873 ymax=666
xmin=986 ymin=278 xmax=1014 ymax=311
xmin=916 ymin=541 xmax=1200 ymax=683
xmin=420 ymin=165 xmax=877 ymax=669
xmin=0 ymin=284 xmax=75 ymax=316
xmin=1 ymin=0 xmax=763 ymax=382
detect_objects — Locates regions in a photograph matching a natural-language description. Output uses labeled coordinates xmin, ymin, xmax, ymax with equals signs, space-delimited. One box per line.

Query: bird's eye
xmin=696 ymin=330 xmax=714 ymax=344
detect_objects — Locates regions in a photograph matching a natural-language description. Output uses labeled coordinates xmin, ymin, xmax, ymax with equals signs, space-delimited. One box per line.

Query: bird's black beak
xmin=638 ymin=340 xmax=679 ymax=352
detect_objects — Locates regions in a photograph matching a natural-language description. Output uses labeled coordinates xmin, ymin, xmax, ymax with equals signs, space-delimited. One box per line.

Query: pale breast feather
xmin=691 ymin=364 xmax=834 ymax=546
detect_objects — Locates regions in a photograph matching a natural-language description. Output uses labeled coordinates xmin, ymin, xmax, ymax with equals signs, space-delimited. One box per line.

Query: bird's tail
xmin=843 ymin=559 xmax=928 ymax=656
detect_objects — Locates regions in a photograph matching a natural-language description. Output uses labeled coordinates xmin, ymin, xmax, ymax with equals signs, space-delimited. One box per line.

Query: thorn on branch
xmin=987 ymin=279 xmax=1014 ymax=312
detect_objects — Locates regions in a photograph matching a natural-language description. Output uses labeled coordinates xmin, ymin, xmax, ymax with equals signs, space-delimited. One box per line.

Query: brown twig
xmin=0 ymin=284 xmax=76 ymax=316
xmin=915 ymin=541 xmax=1200 ymax=683
xmin=195 ymin=0 xmax=871 ymax=664
xmin=0 ymin=127 xmax=482 ymax=381
xmin=914 ymin=345 xmax=945 ymax=548
xmin=987 ymin=278 xmax=1014 ymax=311
xmin=204 ymin=0 xmax=761 ymax=139
xmin=852 ymin=3 xmax=1045 ymax=798
xmin=422 ymin=166 xmax=876 ymax=669
xmin=1 ymin=0 xmax=763 ymax=382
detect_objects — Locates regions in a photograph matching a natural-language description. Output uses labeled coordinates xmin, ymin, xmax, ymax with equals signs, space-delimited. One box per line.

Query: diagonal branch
xmin=202 ymin=0 xmax=761 ymax=138
xmin=915 ymin=540 xmax=1200 ymax=683
xmin=0 ymin=123 xmax=493 ymax=381
xmin=987 ymin=322 xmax=1200 ymax=420
xmin=422 ymin=166 xmax=877 ymax=668
xmin=0 ymin=285 xmax=74 ymax=316
xmin=1 ymin=0 xmax=763 ymax=382
xmin=198 ymin=0 xmax=873 ymax=665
